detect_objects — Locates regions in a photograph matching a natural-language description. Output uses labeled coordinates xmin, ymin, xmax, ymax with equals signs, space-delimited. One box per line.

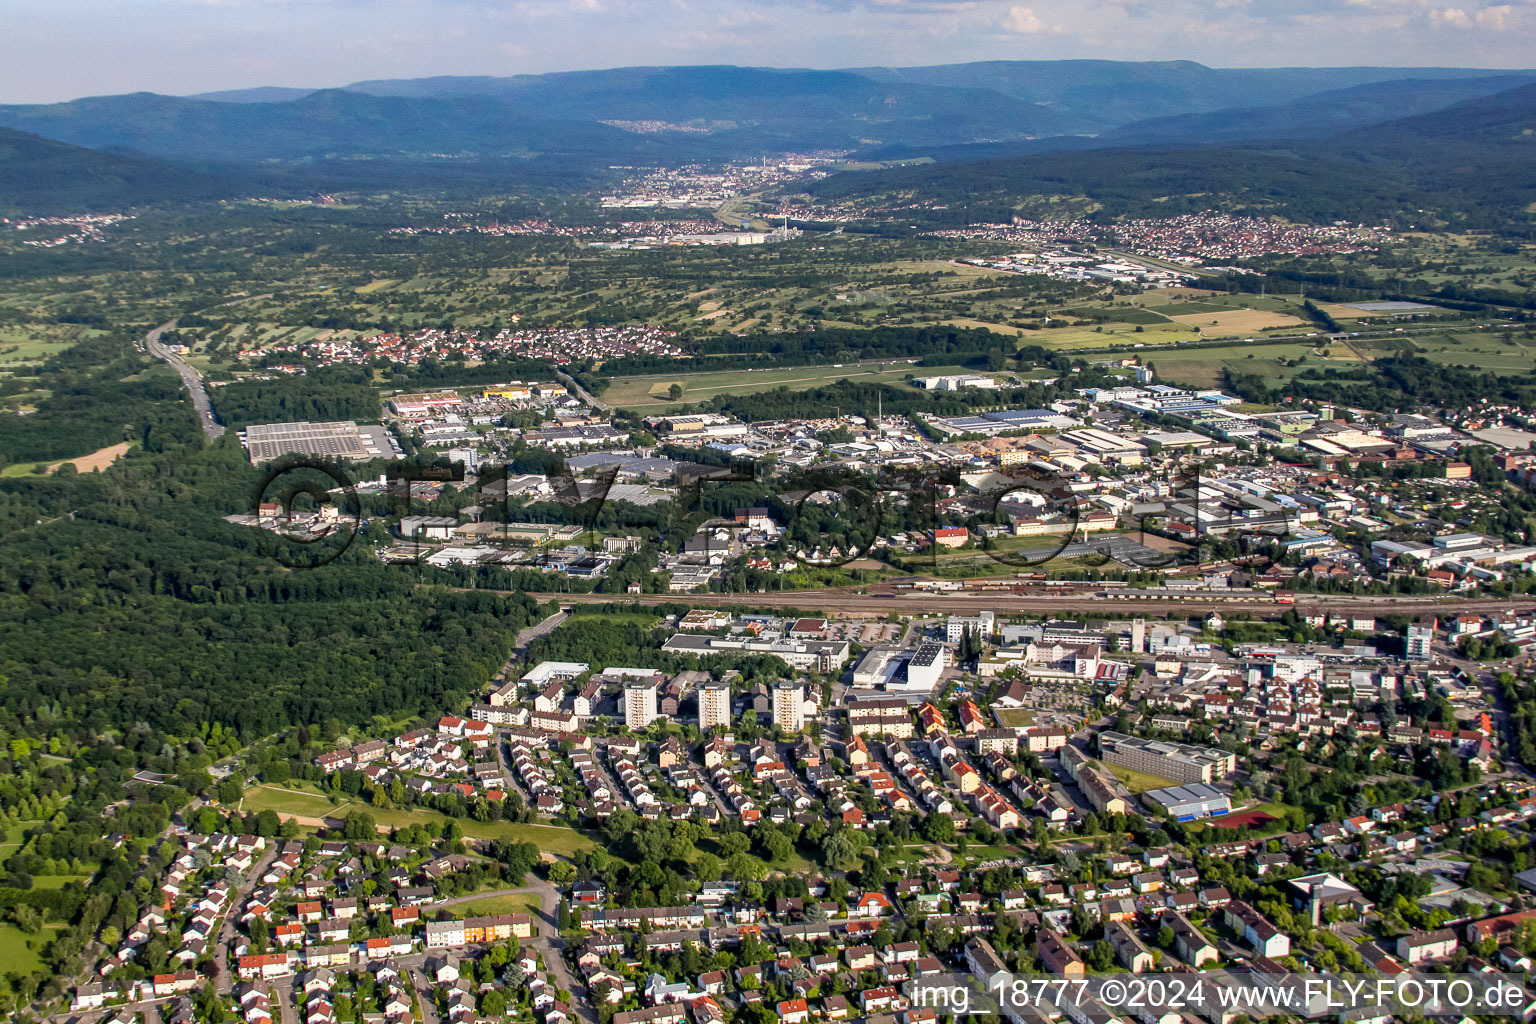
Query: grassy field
xmin=31 ymin=874 xmax=91 ymax=890
xmin=1105 ymin=763 xmax=1179 ymax=794
xmin=993 ymin=708 xmax=1037 ymax=728
xmin=446 ymin=892 xmax=542 ymax=918
xmin=244 ymin=785 xmax=602 ymax=855
xmin=0 ymin=820 xmax=38 ymax=855
xmin=242 ymin=784 xmax=348 ymax=819
xmin=1150 ymin=340 xmax=1366 ymax=389
xmin=0 ymin=922 xmax=61 ymax=974
xmin=0 ymin=324 xmax=104 ymax=367
xmin=0 ymin=441 xmax=134 ymax=478
xmin=599 ymin=362 xmax=963 ymax=409
xmin=564 ymin=611 xmax=662 ymax=629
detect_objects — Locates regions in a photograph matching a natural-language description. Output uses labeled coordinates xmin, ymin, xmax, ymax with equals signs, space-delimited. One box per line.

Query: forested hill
xmin=1096 ymin=75 xmax=1535 ymax=145
xmin=807 ymin=81 xmax=1536 ymax=230
xmin=0 ymin=126 xmax=237 ymax=216
xmin=1344 ymin=80 xmax=1536 ymax=143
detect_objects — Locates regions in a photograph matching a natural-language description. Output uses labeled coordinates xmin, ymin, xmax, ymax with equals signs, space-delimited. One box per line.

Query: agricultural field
xmin=1407 ymin=329 xmax=1536 ymax=372
xmin=0 ymin=324 xmax=105 ymax=368
xmin=0 ymin=441 xmax=134 ymax=478
xmin=600 ymin=361 xmax=968 ymax=409
xmin=1148 ymin=340 xmax=1365 ymax=389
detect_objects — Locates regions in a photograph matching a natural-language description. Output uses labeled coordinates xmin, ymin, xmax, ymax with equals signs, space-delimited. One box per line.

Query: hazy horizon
xmin=4 ymin=0 xmax=1535 ymax=105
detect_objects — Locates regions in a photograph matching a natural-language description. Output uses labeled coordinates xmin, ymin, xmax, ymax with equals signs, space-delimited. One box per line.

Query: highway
xmin=143 ymin=318 xmax=225 ymax=441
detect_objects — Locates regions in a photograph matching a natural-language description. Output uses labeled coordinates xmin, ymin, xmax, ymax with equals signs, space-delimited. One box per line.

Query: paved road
xmin=216 ymin=843 xmax=281 ymax=995
xmin=517 ymin=609 xmax=569 ymax=652
xmin=144 ymin=318 xmax=225 ymax=440
xmin=429 ymin=877 xmax=597 ymax=1024
xmin=555 ymin=370 xmax=609 ymax=414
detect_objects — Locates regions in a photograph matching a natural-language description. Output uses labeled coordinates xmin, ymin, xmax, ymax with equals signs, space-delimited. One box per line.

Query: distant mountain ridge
xmin=1099 ymin=75 xmax=1536 ymax=144
xmin=4 ymin=60 xmax=1535 ymax=217
xmin=4 ymin=59 xmax=1518 ymax=168
xmin=808 ymin=80 xmax=1536 ymax=229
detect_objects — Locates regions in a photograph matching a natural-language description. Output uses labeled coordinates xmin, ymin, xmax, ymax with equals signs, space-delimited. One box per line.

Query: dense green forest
xmin=0 ymin=334 xmax=203 ymax=465
xmin=1223 ymin=354 xmax=1536 ymax=412
xmin=0 ymin=430 xmax=538 ymax=746
xmin=209 ymin=366 xmax=383 ymax=429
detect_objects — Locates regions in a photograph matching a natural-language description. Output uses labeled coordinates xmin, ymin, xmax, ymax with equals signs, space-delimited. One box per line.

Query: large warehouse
xmin=241 ymin=420 xmax=399 ymax=463
xmin=1142 ymin=783 xmax=1231 ymax=821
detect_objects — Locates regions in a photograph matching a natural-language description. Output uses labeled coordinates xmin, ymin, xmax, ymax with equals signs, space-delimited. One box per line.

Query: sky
xmin=3 ymin=0 xmax=1534 ymax=104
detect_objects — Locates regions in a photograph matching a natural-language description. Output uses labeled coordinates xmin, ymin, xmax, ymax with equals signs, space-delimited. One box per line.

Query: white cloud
xmin=1430 ymin=5 xmax=1473 ymax=24
xmin=1474 ymin=3 xmax=1515 ymax=27
xmin=1001 ymin=4 xmax=1047 ymax=31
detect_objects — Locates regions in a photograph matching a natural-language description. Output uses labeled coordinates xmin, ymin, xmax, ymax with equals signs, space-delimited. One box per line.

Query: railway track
xmin=444 ymin=583 xmax=1536 ymax=620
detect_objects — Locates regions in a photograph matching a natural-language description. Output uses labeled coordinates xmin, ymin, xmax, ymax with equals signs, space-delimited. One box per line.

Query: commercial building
xmin=660 ymin=634 xmax=850 ymax=673
xmin=1099 ymin=731 xmax=1236 ymax=784
xmin=851 ymin=647 xmax=907 ymax=689
xmin=906 ymin=644 xmax=947 ymax=691
xmin=946 ymin=612 xmax=995 ymax=644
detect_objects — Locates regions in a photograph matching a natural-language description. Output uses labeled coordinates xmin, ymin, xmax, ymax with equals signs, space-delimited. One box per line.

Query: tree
xmin=248 ymin=916 xmax=269 ymax=951
xmin=1088 ymin=940 xmax=1115 ymax=971
xmin=216 ymin=776 xmax=243 ymax=805
xmin=548 ymin=861 xmax=576 ymax=885
xmin=342 ymin=810 xmax=376 ymax=840
xmin=922 ymin=813 xmax=956 ymax=844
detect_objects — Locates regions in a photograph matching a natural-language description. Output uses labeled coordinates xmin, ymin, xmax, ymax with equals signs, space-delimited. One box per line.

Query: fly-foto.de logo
xmin=249 ymin=454 xmax=1246 ymax=573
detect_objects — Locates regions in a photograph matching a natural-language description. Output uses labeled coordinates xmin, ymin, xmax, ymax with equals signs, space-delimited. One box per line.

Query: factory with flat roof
xmin=240 ymin=420 xmax=399 ymax=463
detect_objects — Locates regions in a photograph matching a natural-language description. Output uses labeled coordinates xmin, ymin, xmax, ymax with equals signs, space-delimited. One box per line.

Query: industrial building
xmin=240 ymin=420 xmax=399 ymax=463
xmin=1142 ymin=782 xmax=1231 ymax=821
xmin=905 ymin=644 xmax=947 ymax=691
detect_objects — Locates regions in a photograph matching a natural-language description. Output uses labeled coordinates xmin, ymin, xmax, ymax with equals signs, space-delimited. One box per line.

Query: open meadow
xmin=600 ymin=361 xmax=968 ymax=408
